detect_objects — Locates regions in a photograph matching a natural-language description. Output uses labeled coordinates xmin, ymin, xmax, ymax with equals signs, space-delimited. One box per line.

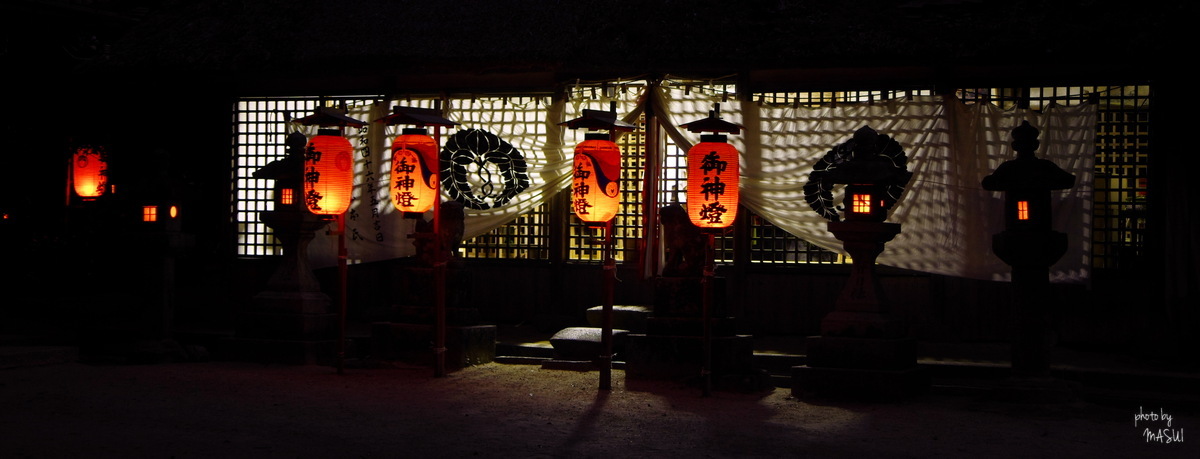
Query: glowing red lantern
xmin=681 ymin=104 xmax=743 ymax=230
xmin=293 ymin=107 xmax=365 ymax=217
xmin=72 ymin=146 xmax=108 ymax=199
xmin=571 ymin=134 xmax=622 ymax=225
xmin=686 ymin=136 xmax=739 ymax=228
xmin=303 ymin=129 xmax=355 ymax=215
xmin=390 ymin=128 xmax=440 ymax=214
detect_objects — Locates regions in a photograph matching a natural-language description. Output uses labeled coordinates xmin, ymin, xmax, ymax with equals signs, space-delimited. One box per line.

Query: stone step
xmin=548 ymin=327 xmax=630 ymax=361
xmin=0 ymin=346 xmax=79 ymax=369
xmin=585 ymin=305 xmax=652 ymax=333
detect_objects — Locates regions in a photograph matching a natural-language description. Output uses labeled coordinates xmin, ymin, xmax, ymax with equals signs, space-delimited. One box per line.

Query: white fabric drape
xmin=306 ymin=86 xmax=1095 ymax=283
xmin=656 ymin=86 xmax=1095 ymax=282
xmin=309 ymin=96 xmax=577 ymax=267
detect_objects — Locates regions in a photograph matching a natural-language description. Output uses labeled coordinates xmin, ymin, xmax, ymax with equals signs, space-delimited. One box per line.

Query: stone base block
xmin=226 ymin=338 xmax=337 ymax=365
xmin=653 ymin=277 xmax=725 ymax=317
xmin=625 ymin=334 xmax=754 ymax=381
xmin=805 ymin=336 xmax=917 ymax=370
xmin=792 ymin=365 xmax=929 ymax=400
xmin=549 ymin=327 xmax=630 ymax=361
xmin=991 ymin=376 xmax=1076 ymax=404
xmin=585 ymin=306 xmax=652 ymax=333
xmin=370 ymin=323 xmax=496 ymax=369
xmin=236 ymin=311 xmax=336 ymax=341
xmin=646 ymin=317 xmax=737 ymax=337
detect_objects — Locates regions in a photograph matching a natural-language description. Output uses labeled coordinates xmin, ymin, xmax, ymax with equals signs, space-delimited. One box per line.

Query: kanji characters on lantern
xmin=72 ymin=145 xmax=109 ymax=199
xmin=571 ymin=134 xmax=621 ymax=225
xmin=687 ymin=136 xmax=739 ymax=228
xmin=390 ymin=128 xmax=440 ymax=214
xmin=303 ymin=130 xmax=355 ymax=215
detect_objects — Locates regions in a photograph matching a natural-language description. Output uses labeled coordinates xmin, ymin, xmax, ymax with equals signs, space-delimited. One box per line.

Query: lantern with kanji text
xmin=72 ymin=145 xmax=109 ymax=199
xmin=375 ymin=106 xmax=459 ymax=216
xmin=681 ymin=104 xmax=742 ymax=230
xmin=560 ymin=107 xmax=635 ymax=226
xmin=303 ymin=130 xmax=356 ymax=215
xmin=293 ymin=107 xmax=366 ymax=217
xmin=389 ymin=128 xmax=441 ymax=214
xmin=571 ymin=134 xmax=622 ymax=225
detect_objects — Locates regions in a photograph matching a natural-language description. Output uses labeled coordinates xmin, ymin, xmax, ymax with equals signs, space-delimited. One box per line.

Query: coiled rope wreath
xmin=440 ymin=129 xmax=531 ymax=210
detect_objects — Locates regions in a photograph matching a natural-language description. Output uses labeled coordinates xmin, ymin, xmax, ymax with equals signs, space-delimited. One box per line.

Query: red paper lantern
xmin=687 ymin=136 xmax=739 ymax=228
xmin=303 ymin=130 xmax=355 ymax=215
xmin=72 ymin=146 xmax=108 ymax=199
xmin=571 ymin=136 xmax=621 ymax=225
xmin=390 ymin=128 xmax=440 ymax=214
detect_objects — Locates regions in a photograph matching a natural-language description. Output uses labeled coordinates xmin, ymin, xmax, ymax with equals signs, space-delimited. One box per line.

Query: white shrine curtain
xmin=654 ymin=85 xmax=1095 ymax=283
xmin=307 ymin=84 xmax=1095 ymax=283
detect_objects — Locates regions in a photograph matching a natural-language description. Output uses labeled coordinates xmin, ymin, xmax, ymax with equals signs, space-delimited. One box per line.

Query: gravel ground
xmin=2 ymin=361 xmax=1195 ymax=458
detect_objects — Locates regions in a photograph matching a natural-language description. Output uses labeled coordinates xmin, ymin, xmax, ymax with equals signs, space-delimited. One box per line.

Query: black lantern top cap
xmin=560 ymin=104 xmax=637 ymax=132
xmin=294 ymin=106 xmax=367 ymax=128
xmin=376 ymin=106 xmax=459 ymax=128
xmin=680 ymin=103 xmax=742 ymax=135
xmin=981 ymin=121 xmax=1075 ymax=192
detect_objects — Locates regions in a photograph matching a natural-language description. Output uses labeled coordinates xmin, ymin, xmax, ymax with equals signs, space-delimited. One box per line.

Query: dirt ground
xmin=2 ymin=360 xmax=1195 ymax=458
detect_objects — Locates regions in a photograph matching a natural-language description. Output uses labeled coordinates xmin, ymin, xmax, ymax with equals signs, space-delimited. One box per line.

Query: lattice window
xmin=459 ymin=204 xmax=552 ymax=260
xmin=232 ymin=96 xmax=375 ymax=257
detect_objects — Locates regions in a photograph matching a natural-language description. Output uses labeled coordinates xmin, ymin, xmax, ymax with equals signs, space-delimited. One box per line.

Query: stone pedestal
xmin=625 ymin=277 xmax=756 ymax=386
xmin=626 ymin=333 xmax=755 ymax=382
xmin=233 ymin=211 xmax=337 ymax=364
xmin=370 ymin=323 xmax=496 ymax=369
xmin=792 ymin=221 xmax=927 ymax=399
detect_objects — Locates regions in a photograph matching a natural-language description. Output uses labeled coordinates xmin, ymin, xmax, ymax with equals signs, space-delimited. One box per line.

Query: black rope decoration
xmin=803 ymin=127 xmax=910 ymax=222
xmin=440 ymin=129 xmax=531 ymax=210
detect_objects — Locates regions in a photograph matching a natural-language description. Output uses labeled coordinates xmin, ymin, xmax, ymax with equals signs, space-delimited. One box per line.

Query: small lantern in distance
xmin=560 ymin=106 xmax=636 ymax=226
xmin=293 ymin=107 xmax=366 ymax=216
xmin=680 ymin=104 xmax=743 ymax=229
xmin=72 ymin=145 xmax=109 ymax=199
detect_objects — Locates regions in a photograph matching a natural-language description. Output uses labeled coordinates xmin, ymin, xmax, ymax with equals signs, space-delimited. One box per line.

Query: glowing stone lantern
xmin=72 ymin=146 xmax=109 ymax=199
xmin=560 ymin=107 xmax=636 ymax=227
xmin=293 ymin=107 xmax=366 ymax=217
xmin=681 ymin=104 xmax=743 ymax=229
xmin=982 ymin=121 xmax=1076 ymax=380
xmin=571 ymin=134 xmax=622 ymax=225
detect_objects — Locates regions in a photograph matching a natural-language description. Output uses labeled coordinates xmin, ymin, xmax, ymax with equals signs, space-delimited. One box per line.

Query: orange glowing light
xmin=72 ymin=146 xmax=108 ymax=199
xmin=1017 ymin=200 xmax=1030 ymax=220
xmin=143 ymin=206 xmax=157 ymax=222
xmin=571 ymin=138 xmax=621 ymax=224
xmin=852 ymin=194 xmax=873 ymax=214
xmin=390 ymin=131 xmax=440 ymax=213
xmin=304 ymin=132 xmax=355 ymax=215
xmin=687 ymin=140 xmax=739 ymax=229
xmin=169 ymin=205 xmax=178 ymax=219
xmin=280 ymin=188 xmax=294 ymax=205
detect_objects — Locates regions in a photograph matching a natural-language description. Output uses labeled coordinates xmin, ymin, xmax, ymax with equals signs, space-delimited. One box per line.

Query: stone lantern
xmin=793 ymin=125 xmax=927 ymax=399
xmin=982 ymin=120 xmax=1075 ymax=381
xmin=236 ymin=129 xmax=336 ymax=364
